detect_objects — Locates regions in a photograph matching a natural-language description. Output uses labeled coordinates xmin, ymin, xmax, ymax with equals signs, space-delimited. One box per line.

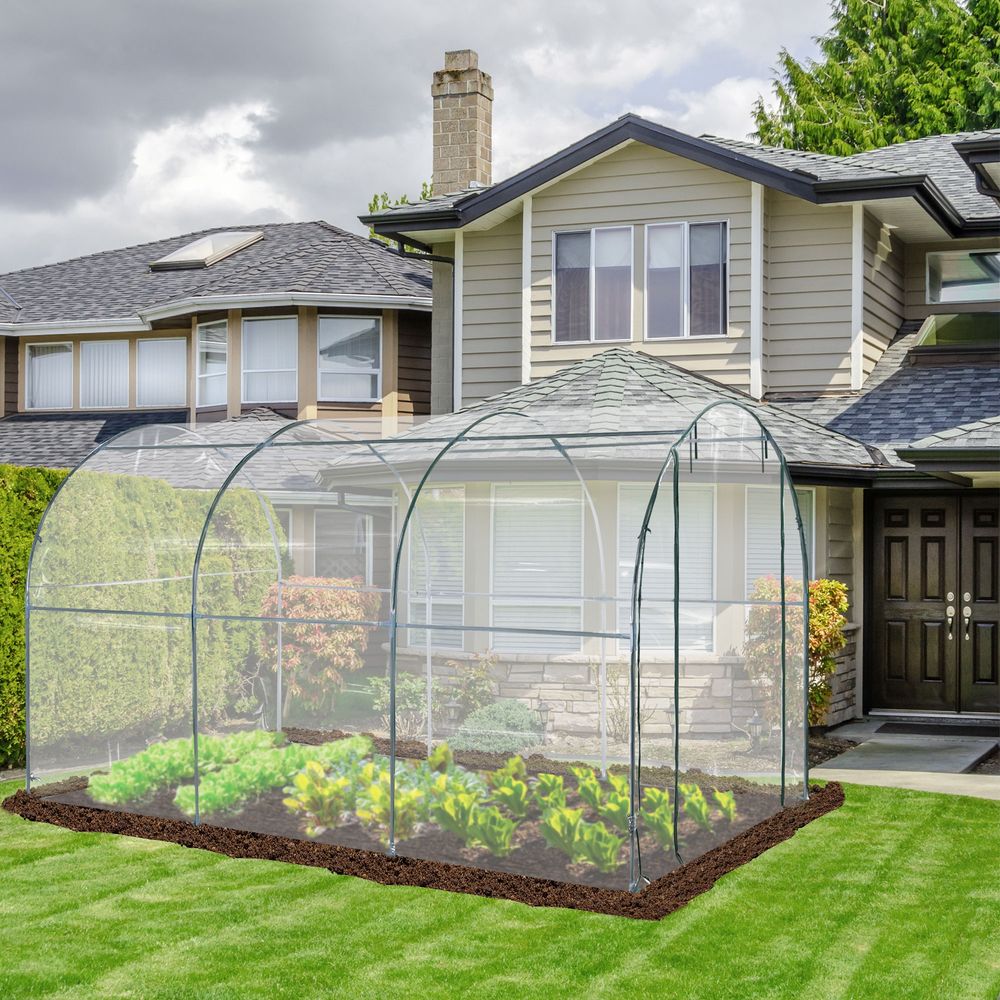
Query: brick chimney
xmin=431 ymin=49 xmax=493 ymax=194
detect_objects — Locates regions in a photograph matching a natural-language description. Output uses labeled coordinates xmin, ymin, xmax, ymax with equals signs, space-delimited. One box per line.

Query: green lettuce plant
xmin=491 ymin=776 xmax=531 ymax=818
xmin=356 ymin=769 xmax=423 ymax=844
xmin=712 ymin=788 xmax=738 ymax=823
xmin=488 ymin=755 xmax=527 ymax=786
xmin=283 ymin=762 xmax=352 ymax=837
xmin=680 ymin=783 xmax=713 ymax=833
xmin=428 ymin=742 xmax=453 ymax=773
xmin=533 ymin=773 xmax=566 ymax=811
xmin=640 ymin=787 xmax=675 ymax=850
xmin=473 ymin=806 xmax=517 ymax=857
xmin=539 ymin=806 xmax=583 ymax=858
xmin=574 ymin=820 xmax=626 ymax=872
xmin=570 ymin=766 xmax=603 ymax=812
xmin=598 ymin=773 xmax=631 ymax=833
xmin=431 ymin=791 xmax=483 ymax=842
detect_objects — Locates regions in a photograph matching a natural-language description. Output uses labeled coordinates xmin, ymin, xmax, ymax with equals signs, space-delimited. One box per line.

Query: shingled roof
xmin=422 ymin=347 xmax=882 ymax=473
xmin=778 ymin=323 xmax=1000 ymax=468
xmin=0 ymin=222 xmax=432 ymax=327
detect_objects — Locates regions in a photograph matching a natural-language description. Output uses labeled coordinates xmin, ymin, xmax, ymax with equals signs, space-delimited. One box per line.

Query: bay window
xmin=80 ymin=340 xmax=128 ymax=409
xmin=646 ymin=221 xmax=728 ymax=338
xmin=26 ymin=343 xmax=73 ymax=410
xmin=197 ymin=321 xmax=228 ymax=407
xmin=318 ymin=316 xmax=381 ymax=402
xmin=492 ymin=484 xmax=583 ymax=653
xmin=554 ymin=227 xmax=632 ymax=343
xmin=137 ymin=338 xmax=187 ymax=407
xmin=242 ymin=316 xmax=298 ymax=404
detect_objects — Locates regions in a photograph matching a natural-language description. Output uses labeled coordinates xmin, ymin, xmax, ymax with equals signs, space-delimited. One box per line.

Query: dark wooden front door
xmin=870 ymin=493 xmax=1000 ymax=714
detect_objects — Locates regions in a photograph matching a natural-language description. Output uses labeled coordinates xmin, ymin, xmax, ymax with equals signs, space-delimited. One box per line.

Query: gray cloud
xmin=0 ymin=0 xmax=827 ymax=273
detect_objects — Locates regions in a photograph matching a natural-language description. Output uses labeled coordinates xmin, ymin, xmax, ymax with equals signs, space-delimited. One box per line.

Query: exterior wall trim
xmin=850 ymin=203 xmax=865 ymax=390
xmin=453 ymin=230 xmax=464 ymax=411
xmin=521 ymin=194 xmax=532 ymax=384
xmin=749 ymin=182 xmax=764 ymax=399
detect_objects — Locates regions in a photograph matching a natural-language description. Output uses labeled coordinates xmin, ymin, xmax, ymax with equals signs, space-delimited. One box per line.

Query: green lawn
xmin=1 ymin=780 xmax=998 ymax=1000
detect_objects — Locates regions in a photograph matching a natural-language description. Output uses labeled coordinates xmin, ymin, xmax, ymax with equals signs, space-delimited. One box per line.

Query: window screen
xmin=80 ymin=340 xmax=128 ymax=409
xmin=689 ymin=222 xmax=726 ymax=336
xmin=26 ymin=343 xmax=72 ymax=410
xmin=137 ymin=339 xmax=187 ymax=407
xmin=554 ymin=232 xmax=591 ymax=343
xmin=318 ymin=316 xmax=381 ymax=402
xmin=492 ymin=484 xmax=583 ymax=653
xmin=242 ymin=317 xmax=297 ymax=403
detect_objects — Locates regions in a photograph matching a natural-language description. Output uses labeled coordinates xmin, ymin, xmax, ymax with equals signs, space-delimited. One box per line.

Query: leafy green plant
xmin=680 ymin=783 xmax=713 ymax=833
xmin=428 ymin=742 xmax=453 ymax=773
xmin=443 ymin=651 xmax=497 ymax=721
xmin=598 ymin=773 xmax=631 ymax=833
xmin=570 ymin=766 xmax=603 ymax=812
xmin=356 ymin=769 xmax=423 ymax=844
xmin=473 ymin=806 xmax=517 ymax=857
xmin=451 ymin=699 xmax=542 ymax=755
xmin=491 ymin=776 xmax=531 ymax=818
xmin=368 ymin=673 xmax=448 ymax=741
xmin=574 ymin=820 xmax=626 ymax=872
xmin=431 ymin=791 xmax=483 ymax=842
xmin=488 ymin=755 xmax=526 ymax=786
xmin=713 ymin=788 xmax=738 ymax=824
xmin=533 ymin=773 xmax=566 ymax=811
xmin=640 ymin=787 xmax=675 ymax=850
xmin=283 ymin=762 xmax=352 ymax=837
xmin=539 ymin=806 xmax=583 ymax=858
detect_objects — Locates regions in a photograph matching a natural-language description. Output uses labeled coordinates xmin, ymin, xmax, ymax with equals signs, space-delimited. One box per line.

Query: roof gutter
xmin=0 ymin=291 xmax=434 ymax=335
xmin=953 ymin=137 xmax=1000 ymax=203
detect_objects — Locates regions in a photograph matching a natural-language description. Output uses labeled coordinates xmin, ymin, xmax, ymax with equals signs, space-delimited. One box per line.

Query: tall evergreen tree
xmin=752 ymin=0 xmax=1000 ymax=154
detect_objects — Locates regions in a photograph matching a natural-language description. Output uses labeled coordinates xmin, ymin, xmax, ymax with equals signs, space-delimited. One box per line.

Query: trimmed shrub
xmin=0 ymin=465 xmax=68 ymax=767
xmin=451 ymin=699 xmax=542 ymax=755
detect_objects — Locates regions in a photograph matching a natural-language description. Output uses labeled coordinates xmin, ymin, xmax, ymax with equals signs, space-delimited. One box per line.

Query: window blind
xmin=745 ymin=487 xmax=814 ymax=595
xmin=492 ymin=483 xmax=582 ymax=653
xmin=137 ymin=339 xmax=187 ymax=407
xmin=242 ymin=317 xmax=297 ymax=403
xmin=409 ymin=487 xmax=464 ymax=650
xmin=26 ymin=343 xmax=72 ymax=409
xmin=80 ymin=340 xmax=128 ymax=408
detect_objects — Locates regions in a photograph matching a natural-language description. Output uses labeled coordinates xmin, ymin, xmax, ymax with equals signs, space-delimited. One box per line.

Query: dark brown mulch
xmin=2 ymin=782 xmax=844 ymax=920
xmin=807 ymin=736 xmax=858 ymax=768
xmin=971 ymin=747 xmax=1000 ymax=775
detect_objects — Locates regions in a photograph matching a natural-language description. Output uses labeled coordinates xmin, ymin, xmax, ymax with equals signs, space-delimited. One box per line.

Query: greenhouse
xmin=24 ymin=393 xmax=809 ymax=895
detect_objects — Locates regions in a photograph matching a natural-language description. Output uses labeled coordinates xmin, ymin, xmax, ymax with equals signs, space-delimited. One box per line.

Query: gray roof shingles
xmin=778 ymin=323 xmax=1000 ymax=467
xmin=0 ymin=222 xmax=431 ymax=326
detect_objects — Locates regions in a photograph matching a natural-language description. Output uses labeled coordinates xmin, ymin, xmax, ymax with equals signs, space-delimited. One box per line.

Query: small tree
xmin=259 ymin=576 xmax=382 ymax=715
xmin=367 ymin=182 xmax=433 ymax=251
xmin=743 ymin=577 xmax=849 ymax=728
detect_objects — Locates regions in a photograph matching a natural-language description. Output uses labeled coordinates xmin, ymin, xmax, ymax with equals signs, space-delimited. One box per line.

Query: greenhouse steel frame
xmin=25 ymin=400 xmax=810 ymax=894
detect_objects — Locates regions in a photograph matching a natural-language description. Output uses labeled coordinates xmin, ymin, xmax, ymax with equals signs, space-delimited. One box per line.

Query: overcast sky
xmin=0 ymin=0 xmax=833 ymax=274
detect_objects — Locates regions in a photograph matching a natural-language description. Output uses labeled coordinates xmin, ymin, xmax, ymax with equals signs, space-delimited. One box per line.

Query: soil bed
xmin=4 ymin=736 xmax=843 ymax=919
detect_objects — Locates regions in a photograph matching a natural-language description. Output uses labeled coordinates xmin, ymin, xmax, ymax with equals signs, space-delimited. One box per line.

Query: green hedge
xmin=0 ymin=465 xmax=68 ymax=767
xmin=1 ymin=462 xmax=283 ymax=768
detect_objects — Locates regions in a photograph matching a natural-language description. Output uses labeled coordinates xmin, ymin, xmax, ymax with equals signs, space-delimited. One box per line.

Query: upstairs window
xmin=317 ymin=316 xmax=381 ymax=402
xmin=554 ymin=227 xmax=632 ymax=343
xmin=242 ymin=316 xmax=298 ymax=404
xmin=80 ymin=340 xmax=128 ymax=409
xmin=926 ymin=249 xmax=1000 ymax=304
xmin=197 ymin=320 xmax=228 ymax=407
xmin=26 ymin=343 xmax=72 ymax=410
xmin=646 ymin=221 xmax=728 ymax=338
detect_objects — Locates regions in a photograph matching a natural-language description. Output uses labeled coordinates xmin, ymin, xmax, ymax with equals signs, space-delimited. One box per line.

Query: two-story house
xmin=363 ymin=50 xmax=1000 ymax=724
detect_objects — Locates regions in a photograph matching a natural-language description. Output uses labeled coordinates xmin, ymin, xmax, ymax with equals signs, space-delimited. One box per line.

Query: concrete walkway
xmin=816 ymin=721 xmax=1000 ymax=800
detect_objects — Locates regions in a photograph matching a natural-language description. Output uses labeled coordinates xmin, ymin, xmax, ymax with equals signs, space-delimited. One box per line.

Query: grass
xmin=1 ymin=779 xmax=998 ymax=1000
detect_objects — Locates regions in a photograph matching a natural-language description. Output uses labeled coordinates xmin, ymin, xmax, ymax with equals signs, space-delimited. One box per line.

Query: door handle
xmin=963 ymin=605 xmax=972 ymax=640
xmin=946 ymin=606 xmax=955 ymax=640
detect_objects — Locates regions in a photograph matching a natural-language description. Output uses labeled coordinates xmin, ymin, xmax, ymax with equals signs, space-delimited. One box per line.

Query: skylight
xmin=150 ymin=230 xmax=263 ymax=271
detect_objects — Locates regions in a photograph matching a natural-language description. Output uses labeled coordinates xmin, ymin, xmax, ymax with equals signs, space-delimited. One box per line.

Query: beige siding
xmin=862 ymin=211 xmax=904 ymax=377
xmin=903 ymin=237 xmax=1000 ymax=321
xmin=528 ymin=143 xmax=752 ymax=389
xmin=430 ymin=245 xmax=455 ymax=414
xmin=462 ymin=215 xmax=522 ymax=404
xmin=823 ymin=486 xmax=856 ymax=610
xmin=765 ymin=193 xmax=853 ymax=392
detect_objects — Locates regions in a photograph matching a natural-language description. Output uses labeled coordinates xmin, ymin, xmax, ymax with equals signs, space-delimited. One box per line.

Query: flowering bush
xmin=259 ymin=577 xmax=382 ymax=713
xmin=743 ymin=576 xmax=849 ymax=727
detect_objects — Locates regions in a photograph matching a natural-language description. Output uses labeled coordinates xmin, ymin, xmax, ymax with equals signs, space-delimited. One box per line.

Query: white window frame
xmin=644 ymin=220 xmax=730 ymax=340
xmin=313 ymin=507 xmax=374 ymax=585
xmin=616 ymin=482 xmax=717 ymax=654
xmin=79 ymin=339 xmax=129 ymax=410
xmin=743 ymin=485 xmax=816 ymax=591
xmin=136 ymin=337 xmax=188 ymax=408
xmin=25 ymin=341 xmax=73 ymax=411
xmin=241 ymin=315 xmax=298 ymax=405
xmin=925 ymin=247 xmax=1000 ymax=305
xmin=407 ymin=485 xmax=466 ymax=651
xmin=316 ymin=314 xmax=382 ymax=404
xmin=489 ymin=482 xmax=586 ymax=653
xmin=196 ymin=320 xmax=228 ymax=408
xmin=551 ymin=225 xmax=634 ymax=344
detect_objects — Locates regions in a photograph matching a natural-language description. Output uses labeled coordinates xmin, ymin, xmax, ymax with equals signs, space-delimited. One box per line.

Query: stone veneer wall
xmin=825 ymin=625 xmax=858 ymax=728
